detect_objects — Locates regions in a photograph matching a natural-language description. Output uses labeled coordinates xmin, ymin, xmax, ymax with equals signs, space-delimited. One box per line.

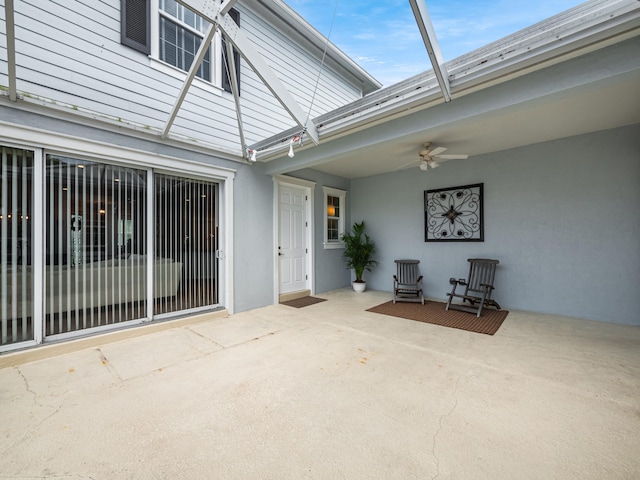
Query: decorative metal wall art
xmin=424 ymin=183 xmax=484 ymax=242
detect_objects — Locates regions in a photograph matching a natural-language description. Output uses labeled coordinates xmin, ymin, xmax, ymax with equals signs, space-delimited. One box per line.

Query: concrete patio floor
xmin=1 ymin=288 xmax=639 ymax=479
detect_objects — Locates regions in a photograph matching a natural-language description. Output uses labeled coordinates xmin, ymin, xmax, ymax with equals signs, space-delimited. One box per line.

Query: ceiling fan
xmin=396 ymin=142 xmax=469 ymax=171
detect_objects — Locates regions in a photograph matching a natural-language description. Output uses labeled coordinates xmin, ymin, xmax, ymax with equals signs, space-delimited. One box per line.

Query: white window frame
xmin=149 ymin=0 xmax=224 ymax=95
xmin=323 ymin=186 xmax=346 ymax=250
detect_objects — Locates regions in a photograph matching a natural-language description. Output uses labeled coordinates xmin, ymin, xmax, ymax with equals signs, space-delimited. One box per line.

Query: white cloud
xmin=352 ymin=33 xmax=378 ymax=41
xmin=285 ymin=0 xmax=585 ymax=86
xmin=356 ymin=56 xmax=386 ymax=65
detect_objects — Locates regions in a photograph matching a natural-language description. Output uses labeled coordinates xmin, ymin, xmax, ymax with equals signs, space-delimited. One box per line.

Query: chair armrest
xmin=417 ymin=276 xmax=423 ymax=282
xmin=479 ymin=283 xmax=494 ymax=290
xmin=450 ymin=277 xmax=466 ymax=285
xmin=393 ymin=275 xmax=398 ymax=281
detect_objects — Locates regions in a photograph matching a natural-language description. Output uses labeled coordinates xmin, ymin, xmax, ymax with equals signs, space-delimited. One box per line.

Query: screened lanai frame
xmin=0 ymin=130 xmax=234 ymax=352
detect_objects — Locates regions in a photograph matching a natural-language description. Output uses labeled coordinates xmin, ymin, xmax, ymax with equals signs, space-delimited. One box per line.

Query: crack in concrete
xmin=3 ymin=367 xmax=63 ymax=458
xmin=430 ymin=366 xmax=472 ymax=480
xmin=200 ymin=328 xmax=287 ymax=350
xmin=16 ymin=366 xmax=38 ymax=406
xmin=186 ymin=326 xmax=227 ymax=348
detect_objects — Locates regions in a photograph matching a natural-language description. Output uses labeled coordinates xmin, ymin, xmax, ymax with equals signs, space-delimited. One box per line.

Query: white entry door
xmin=279 ymin=185 xmax=307 ymax=294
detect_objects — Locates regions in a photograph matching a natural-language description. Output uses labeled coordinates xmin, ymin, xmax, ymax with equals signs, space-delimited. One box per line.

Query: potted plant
xmin=341 ymin=220 xmax=378 ymax=292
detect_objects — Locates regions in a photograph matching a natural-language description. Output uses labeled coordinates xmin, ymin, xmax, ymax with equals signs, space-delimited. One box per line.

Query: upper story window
xmin=323 ymin=187 xmax=346 ymax=249
xmin=159 ymin=0 xmax=211 ymax=82
xmin=121 ymin=0 xmax=239 ymax=92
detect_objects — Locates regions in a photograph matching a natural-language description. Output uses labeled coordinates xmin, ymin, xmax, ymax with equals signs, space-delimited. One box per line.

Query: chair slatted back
xmin=466 ymin=258 xmax=499 ymax=293
xmin=395 ymin=259 xmax=420 ymax=284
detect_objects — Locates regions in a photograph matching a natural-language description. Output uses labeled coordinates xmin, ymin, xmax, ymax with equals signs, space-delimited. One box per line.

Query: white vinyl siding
xmin=244 ymin=8 xmax=361 ymax=110
xmin=0 ymin=1 xmax=366 ymax=154
xmin=238 ymin=8 xmax=362 ymax=133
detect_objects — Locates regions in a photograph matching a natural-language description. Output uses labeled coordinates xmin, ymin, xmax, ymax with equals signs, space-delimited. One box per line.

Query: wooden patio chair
xmin=445 ymin=258 xmax=501 ymax=317
xmin=393 ymin=259 xmax=424 ymax=304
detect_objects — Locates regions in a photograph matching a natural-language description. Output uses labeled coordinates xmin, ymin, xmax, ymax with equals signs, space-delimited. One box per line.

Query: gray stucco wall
xmin=5 ymin=108 xmax=638 ymax=323
xmin=232 ymin=163 xmax=276 ymax=312
xmin=349 ymin=124 xmax=640 ymax=325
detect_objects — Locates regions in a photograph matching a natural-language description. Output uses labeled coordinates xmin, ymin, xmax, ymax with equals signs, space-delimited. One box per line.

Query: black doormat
xmin=281 ymin=296 xmax=327 ymax=308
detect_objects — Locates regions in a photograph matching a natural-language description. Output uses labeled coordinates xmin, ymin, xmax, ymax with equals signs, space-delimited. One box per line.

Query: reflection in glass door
xmin=154 ymin=174 xmax=218 ymax=315
xmin=0 ymin=146 xmax=34 ymax=347
xmin=45 ymin=156 xmax=148 ymax=337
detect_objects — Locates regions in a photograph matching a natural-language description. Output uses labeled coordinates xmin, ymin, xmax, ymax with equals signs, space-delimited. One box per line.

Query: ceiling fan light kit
xmin=420 ymin=159 xmax=440 ymax=171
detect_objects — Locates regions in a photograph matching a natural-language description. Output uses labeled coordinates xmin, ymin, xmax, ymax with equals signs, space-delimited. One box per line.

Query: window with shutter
xmin=121 ymin=0 xmax=150 ymax=55
xmin=222 ymin=9 xmax=241 ymax=94
xmin=121 ymin=0 xmax=239 ymax=92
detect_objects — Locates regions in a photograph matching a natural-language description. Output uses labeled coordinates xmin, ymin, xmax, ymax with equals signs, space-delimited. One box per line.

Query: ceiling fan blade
xmin=396 ymin=159 xmax=420 ymax=170
xmin=433 ymin=154 xmax=469 ymax=160
xmin=429 ymin=146 xmax=447 ymax=156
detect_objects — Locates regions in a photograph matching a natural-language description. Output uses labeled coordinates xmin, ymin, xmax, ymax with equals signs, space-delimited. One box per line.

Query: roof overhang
xmin=252 ymin=0 xmax=640 ymax=177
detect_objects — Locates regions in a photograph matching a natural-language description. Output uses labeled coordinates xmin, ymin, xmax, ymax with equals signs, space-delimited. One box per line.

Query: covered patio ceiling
xmin=258 ymin=0 xmax=640 ymax=179
xmin=265 ymin=60 xmax=640 ymax=179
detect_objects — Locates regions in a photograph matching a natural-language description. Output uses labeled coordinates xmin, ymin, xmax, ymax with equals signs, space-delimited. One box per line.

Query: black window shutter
xmin=121 ymin=0 xmax=150 ymax=55
xmin=222 ymin=9 xmax=241 ymax=94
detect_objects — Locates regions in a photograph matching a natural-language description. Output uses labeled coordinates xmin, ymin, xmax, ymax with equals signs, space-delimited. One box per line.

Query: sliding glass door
xmin=0 ymin=149 xmax=222 ymax=350
xmin=154 ymin=174 xmax=218 ymax=316
xmin=45 ymin=156 xmax=148 ymax=337
xmin=0 ymin=146 xmax=34 ymax=346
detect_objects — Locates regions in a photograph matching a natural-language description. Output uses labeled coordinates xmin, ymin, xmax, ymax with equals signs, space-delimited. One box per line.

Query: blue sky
xmin=284 ymin=0 xmax=585 ymax=86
